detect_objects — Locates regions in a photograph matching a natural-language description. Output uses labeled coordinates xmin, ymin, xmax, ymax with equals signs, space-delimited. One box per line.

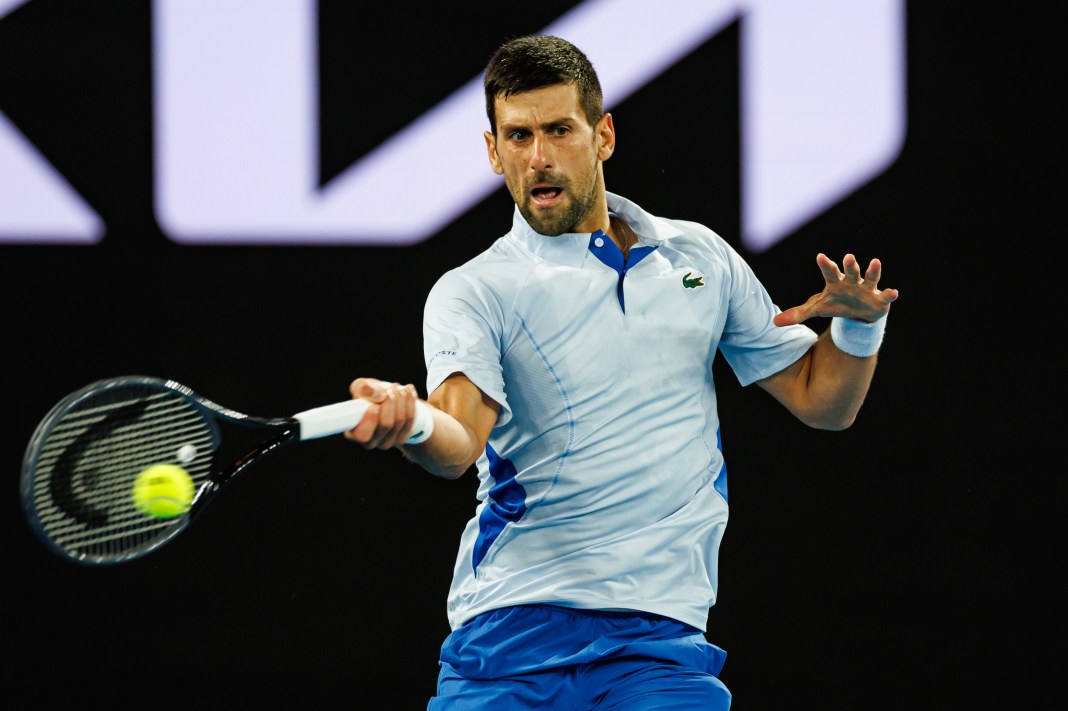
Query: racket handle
xmin=295 ymin=399 xmax=371 ymax=440
xmin=294 ymin=399 xmax=434 ymax=444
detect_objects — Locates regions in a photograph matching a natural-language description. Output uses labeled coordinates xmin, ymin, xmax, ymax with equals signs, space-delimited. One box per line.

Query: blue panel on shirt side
xmin=714 ymin=427 xmax=728 ymax=502
xmin=472 ymin=442 xmax=528 ymax=574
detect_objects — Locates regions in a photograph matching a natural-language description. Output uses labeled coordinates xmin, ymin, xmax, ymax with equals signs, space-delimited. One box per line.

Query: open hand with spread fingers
xmin=774 ymin=253 xmax=899 ymax=327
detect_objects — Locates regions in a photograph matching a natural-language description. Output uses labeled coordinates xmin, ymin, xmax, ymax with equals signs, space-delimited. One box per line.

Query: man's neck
xmin=609 ymin=215 xmax=636 ymax=258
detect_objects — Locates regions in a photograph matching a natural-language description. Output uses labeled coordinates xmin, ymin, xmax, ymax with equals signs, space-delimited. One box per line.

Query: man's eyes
xmin=507 ymin=126 xmax=571 ymax=141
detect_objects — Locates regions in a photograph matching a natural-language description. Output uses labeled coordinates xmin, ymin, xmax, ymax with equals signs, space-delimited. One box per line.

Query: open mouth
xmin=530 ymin=186 xmax=563 ymax=205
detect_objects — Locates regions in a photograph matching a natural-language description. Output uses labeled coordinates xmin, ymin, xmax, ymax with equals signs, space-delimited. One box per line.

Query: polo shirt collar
xmin=507 ymin=191 xmax=684 ymax=267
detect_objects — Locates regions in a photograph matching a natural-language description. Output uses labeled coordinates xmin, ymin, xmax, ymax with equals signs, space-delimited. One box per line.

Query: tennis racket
xmin=21 ymin=375 xmax=432 ymax=566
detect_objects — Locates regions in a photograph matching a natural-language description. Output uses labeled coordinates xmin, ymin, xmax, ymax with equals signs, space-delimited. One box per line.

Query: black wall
xmin=2 ymin=2 xmax=1053 ymax=707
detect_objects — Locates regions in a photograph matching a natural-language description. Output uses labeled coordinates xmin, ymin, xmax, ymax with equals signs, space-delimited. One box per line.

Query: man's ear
xmin=484 ymin=131 xmax=504 ymax=175
xmin=596 ymin=112 xmax=616 ymax=161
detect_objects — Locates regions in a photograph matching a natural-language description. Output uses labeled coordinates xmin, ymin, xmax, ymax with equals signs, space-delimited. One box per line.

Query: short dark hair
xmin=483 ymin=35 xmax=604 ymax=134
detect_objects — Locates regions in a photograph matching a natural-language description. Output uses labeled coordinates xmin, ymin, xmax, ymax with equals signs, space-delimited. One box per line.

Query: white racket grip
xmin=294 ymin=398 xmax=434 ymax=444
xmin=295 ymin=399 xmax=371 ymax=440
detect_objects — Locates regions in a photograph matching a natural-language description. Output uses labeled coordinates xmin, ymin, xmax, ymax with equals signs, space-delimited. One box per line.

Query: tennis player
xmin=345 ymin=34 xmax=898 ymax=709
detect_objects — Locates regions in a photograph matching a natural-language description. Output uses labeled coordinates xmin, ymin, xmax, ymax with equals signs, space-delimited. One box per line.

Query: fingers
xmin=863 ymin=257 xmax=882 ymax=287
xmin=376 ymin=383 xmax=416 ymax=446
xmin=860 ymin=258 xmax=898 ymax=306
xmin=774 ymin=292 xmax=825 ymax=326
xmin=349 ymin=377 xmax=383 ymax=401
xmin=793 ymin=252 xmax=897 ymax=322
xmin=820 ymin=252 xmax=863 ymax=286
xmin=821 ymin=253 xmax=893 ymax=293
xmin=815 ymin=253 xmax=842 ymax=284
xmin=773 ymin=308 xmax=807 ymax=327
xmin=344 ymin=379 xmax=420 ymax=450
xmin=841 ymin=253 xmax=862 ymax=285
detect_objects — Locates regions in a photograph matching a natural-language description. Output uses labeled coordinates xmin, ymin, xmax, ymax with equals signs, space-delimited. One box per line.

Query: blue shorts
xmin=428 ymin=604 xmax=730 ymax=710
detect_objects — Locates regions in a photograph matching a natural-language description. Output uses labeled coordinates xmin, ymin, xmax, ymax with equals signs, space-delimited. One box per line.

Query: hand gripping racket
xmin=20 ymin=375 xmax=432 ymax=566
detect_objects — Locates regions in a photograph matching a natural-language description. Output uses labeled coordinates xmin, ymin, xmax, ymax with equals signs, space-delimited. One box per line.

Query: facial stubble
xmin=503 ymin=148 xmax=601 ymax=237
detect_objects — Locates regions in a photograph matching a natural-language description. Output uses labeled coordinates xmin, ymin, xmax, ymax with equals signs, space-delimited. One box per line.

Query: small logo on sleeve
xmin=682 ymin=272 xmax=705 ymax=289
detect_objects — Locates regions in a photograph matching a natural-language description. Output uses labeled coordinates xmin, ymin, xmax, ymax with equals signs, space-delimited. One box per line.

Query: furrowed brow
xmin=542 ymin=118 xmax=577 ymax=132
xmin=499 ymin=117 xmax=577 ymax=135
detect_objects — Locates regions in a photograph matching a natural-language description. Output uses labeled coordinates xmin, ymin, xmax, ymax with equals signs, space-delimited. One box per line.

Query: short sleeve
xmin=423 ymin=269 xmax=513 ymax=426
xmin=717 ymin=244 xmax=818 ymax=386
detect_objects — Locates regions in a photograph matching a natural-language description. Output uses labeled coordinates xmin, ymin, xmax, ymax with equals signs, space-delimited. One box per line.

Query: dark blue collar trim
xmin=587 ymin=231 xmax=658 ymax=312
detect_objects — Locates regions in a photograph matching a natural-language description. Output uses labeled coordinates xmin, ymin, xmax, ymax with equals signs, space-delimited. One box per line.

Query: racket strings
xmin=30 ymin=389 xmax=216 ymax=562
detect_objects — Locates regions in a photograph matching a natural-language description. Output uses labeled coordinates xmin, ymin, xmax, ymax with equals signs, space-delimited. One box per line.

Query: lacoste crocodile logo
xmin=682 ymin=272 xmax=705 ymax=289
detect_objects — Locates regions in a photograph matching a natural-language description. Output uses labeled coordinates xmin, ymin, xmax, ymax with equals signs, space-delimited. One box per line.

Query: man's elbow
xmin=434 ymin=463 xmax=473 ymax=480
xmin=799 ymin=409 xmax=858 ymax=431
xmin=415 ymin=449 xmax=479 ymax=480
xmin=816 ymin=418 xmax=855 ymax=432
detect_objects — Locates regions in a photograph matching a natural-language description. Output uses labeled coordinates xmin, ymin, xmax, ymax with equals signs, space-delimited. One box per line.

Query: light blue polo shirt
xmin=423 ymin=192 xmax=817 ymax=632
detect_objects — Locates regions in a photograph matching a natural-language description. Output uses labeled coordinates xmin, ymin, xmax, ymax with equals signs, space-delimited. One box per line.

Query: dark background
xmin=2 ymin=2 xmax=1054 ymax=708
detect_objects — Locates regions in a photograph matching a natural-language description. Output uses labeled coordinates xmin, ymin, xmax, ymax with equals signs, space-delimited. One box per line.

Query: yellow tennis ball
xmin=132 ymin=464 xmax=194 ymax=519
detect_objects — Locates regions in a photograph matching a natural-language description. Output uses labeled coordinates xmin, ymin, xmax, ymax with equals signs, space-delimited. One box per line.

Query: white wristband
xmin=830 ymin=316 xmax=887 ymax=357
xmin=404 ymin=400 xmax=434 ymax=445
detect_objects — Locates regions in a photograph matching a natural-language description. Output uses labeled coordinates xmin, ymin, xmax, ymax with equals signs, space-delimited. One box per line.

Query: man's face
xmin=485 ymin=83 xmax=614 ymax=236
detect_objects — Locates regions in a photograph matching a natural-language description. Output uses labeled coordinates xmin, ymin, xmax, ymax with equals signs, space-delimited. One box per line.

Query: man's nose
xmin=529 ymin=134 xmax=552 ymax=172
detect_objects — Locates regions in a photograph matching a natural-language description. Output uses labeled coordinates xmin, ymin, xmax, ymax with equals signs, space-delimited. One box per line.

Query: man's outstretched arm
xmin=344 ymin=373 xmax=499 ymax=479
xmin=759 ymin=253 xmax=899 ymax=430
